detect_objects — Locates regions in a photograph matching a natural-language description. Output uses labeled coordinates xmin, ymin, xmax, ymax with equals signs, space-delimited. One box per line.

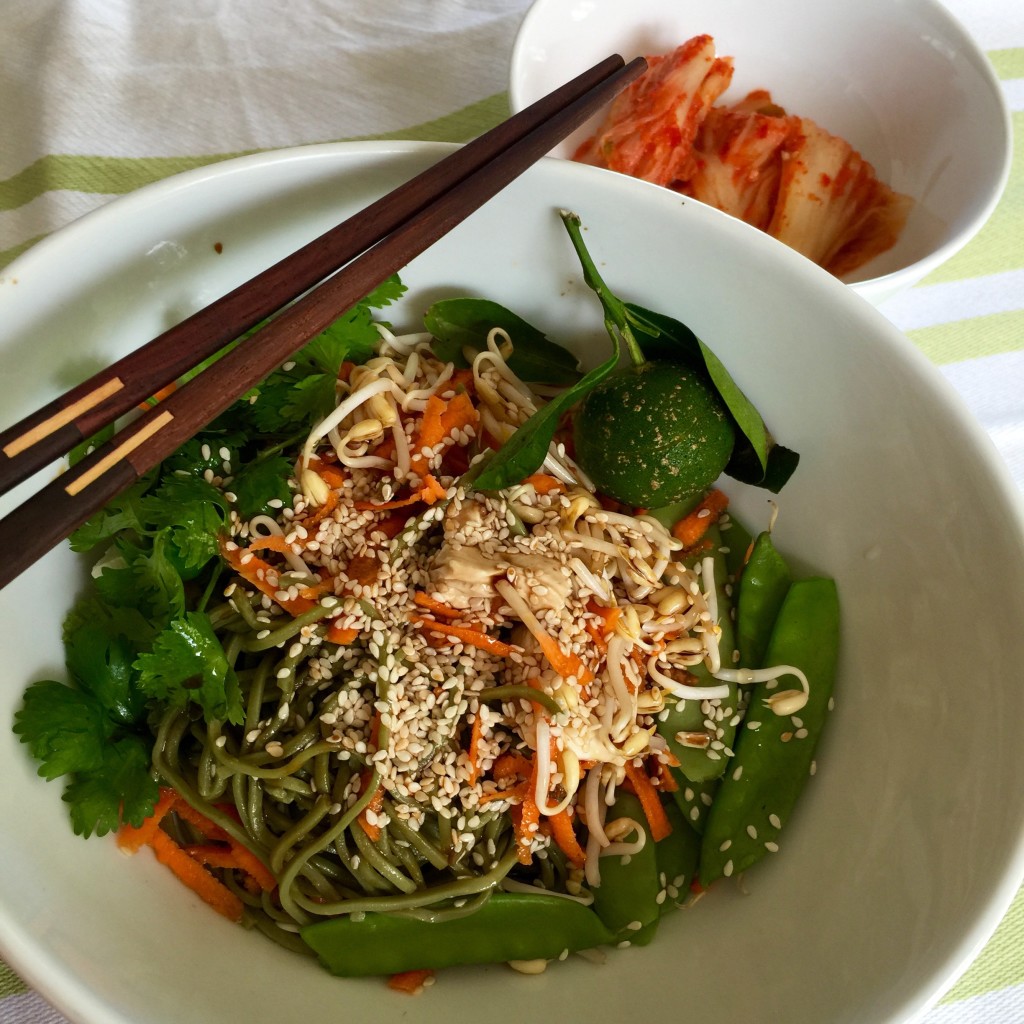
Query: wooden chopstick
xmin=0 ymin=54 xmax=634 ymax=499
xmin=0 ymin=54 xmax=646 ymax=591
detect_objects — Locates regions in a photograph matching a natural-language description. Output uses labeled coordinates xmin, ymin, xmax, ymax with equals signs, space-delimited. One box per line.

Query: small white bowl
xmin=508 ymin=0 xmax=1012 ymax=305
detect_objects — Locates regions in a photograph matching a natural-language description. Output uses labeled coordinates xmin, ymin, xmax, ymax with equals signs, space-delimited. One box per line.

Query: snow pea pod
xmin=300 ymin=891 xmax=615 ymax=976
xmin=699 ymin=576 xmax=839 ymax=886
xmin=721 ymin=510 xmax=753 ymax=581
xmin=668 ymin=769 xmax=718 ymax=835
xmin=629 ymin=797 xmax=700 ymax=944
xmin=736 ymin=530 xmax=793 ymax=668
xmin=590 ymin=792 xmax=661 ymax=945
xmin=656 ymin=525 xmax=740 ymax=783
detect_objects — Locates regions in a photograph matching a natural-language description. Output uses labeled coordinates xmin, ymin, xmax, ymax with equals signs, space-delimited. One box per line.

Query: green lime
xmin=572 ymin=361 xmax=735 ymax=506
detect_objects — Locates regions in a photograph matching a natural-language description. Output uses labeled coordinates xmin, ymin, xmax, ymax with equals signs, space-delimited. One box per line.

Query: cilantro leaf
xmin=14 ymin=681 xmax=113 ymax=779
xmin=63 ymin=597 xmax=152 ymax=724
xmin=62 ymin=737 xmax=158 ymax=837
xmin=244 ymin=371 xmax=336 ymax=435
xmin=230 ymin=454 xmax=294 ymax=519
xmin=300 ymin=306 xmax=378 ymax=377
xmin=135 ymin=612 xmax=243 ymax=723
xmin=362 ymin=273 xmax=406 ymax=310
xmin=92 ymin=533 xmax=184 ymax=626
xmin=69 ymin=474 xmax=152 ymax=552
xmin=141 ymin=475 xmax=230 ymax=577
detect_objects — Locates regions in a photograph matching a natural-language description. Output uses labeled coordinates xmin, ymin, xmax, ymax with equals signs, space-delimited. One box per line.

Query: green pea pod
xmin=699 ymin=576 xmax=840 ymax=886
xmin=656 ymin=524 xmax=741 ymax=783
xmin=590 ymin=792 xmax=661 ymax=944
xmin=654 ymin=798 xmax=700 ymax=910
xmin=721 ymin=511 xmax=753 ymax=582
xmin=300 ymin=891 xmax=614 ymax=976
xmin=629 ymin=797 xmax=700 ymax=944
xmin=736 ymin=531 xmax=793 ymax=668
xmin=668 ymin=768 xmax=718 ymax=835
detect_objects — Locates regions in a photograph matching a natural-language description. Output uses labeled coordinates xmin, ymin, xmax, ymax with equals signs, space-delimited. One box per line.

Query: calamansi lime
xmin=572 ymin=361 xmax=735 ymax=506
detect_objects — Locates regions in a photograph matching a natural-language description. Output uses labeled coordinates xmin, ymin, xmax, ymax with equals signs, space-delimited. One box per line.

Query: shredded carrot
xmin=387 ymin=969 xmax=435 ymax=995
xmin=410 ymin=392 xmax=479 ymax=479
xmin=297 ymin=578 xmax=332 ymax=601
xmin=466 ymin=715 xmax=484 ymax=786
xmin=337 ymin=360 xmax=357 ymax=382
xmin=419 ymin=473 xmax=448 ymax=503
xmin=325 ymin=623 xmax=359 ymax=645
xmin=247 ymin=534 xmax=294 ymax=555
xmin=136 ymin=381 xmax=178 ymax=411
xmin=374 ymin=510 xmax=414 ymax=539
xmin=535 ymin=629 xmax=594 ymax=687
xmin=149 ymin=829 xmax=244 ymax=922
xmin=344 ymin=552 xmax=380 ymax=587
xmin=671 ymin=489 xmax=730 ymax=550
xmin=116 ymin=787 xmax=178 ymax=852
xmin=522 ymin=473 xmax=565 ymax=495
xmin=353 ymin=472 xmax=446 ymax=512
xmin=313 ymin=461 xmax=347 ymax=491
xmin=412 ymin=615 xmax=518 ymax=658
xmin=584 ymin=600 xmax=621 ymax=652
xmin=184 ymin=843 xmax=239 ymax=871
xmin=654 ymin=758 xmax=679 ymax=793
xmin=548 ymin=808 xmax=587 ymax=868
xmin=225 ymin=838 xmax=278 ymax=893
xmin=220 ymin=540 xmax=317 ymax=616
xmin=492 ymin=751 xmax=533 ymax=782
xmin=166 ymin=794 xmax=233 ymax=843
xmin=413 ymin=592 xmax=463 ymax=620
xmin=623 ymin=761 xmax=674 ymax=842
xmin=514 ymin=757 xmax=541 ymax=865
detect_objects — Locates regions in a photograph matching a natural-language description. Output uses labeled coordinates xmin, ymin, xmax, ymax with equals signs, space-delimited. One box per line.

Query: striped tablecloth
xmin=1 ymin=1 xmax=1021 ymax=1021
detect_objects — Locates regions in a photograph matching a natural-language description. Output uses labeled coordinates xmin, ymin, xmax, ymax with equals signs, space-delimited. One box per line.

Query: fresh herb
xmin=14 ymin=281 xmax=403 ymax=838
xmin=425 ymin=298 xmax=582 ymax=386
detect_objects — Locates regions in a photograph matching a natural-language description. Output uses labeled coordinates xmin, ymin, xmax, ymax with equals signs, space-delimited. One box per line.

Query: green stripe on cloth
xmin=917 ymin=109 xmax=1023 ymax=285
xmin=0 ymin=92 xmax=509 ymax=214
xmin=0 ymin=234 xmax=45 ymax=271
xmin=908 ymin=307 xmax=1024 ymax=365
xmin=988 ymin=47 xmax=1024 ymax=79
xmin=943 ymin=885 xmax=1024 ymax=1002
xmin=0 ymin=961 xmax=27 ymax=998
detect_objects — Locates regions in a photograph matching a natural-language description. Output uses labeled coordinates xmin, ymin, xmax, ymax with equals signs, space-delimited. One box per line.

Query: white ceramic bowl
xmin=508 ymin=0 xmax=1012 ymax=306
xmin=2 ymin=142 xmax=1024 ymax=1024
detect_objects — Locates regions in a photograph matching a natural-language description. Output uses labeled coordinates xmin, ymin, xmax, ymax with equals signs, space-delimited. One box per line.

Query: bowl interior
xmin=2 ymin=141 xmax=1024 ymax=1024
xmin=508 ymin=0 xmax=1011 ymax=295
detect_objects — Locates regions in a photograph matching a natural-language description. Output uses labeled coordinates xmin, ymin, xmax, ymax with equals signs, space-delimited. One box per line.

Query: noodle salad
xmin=14 ymin=219 xmax=838 ymax=988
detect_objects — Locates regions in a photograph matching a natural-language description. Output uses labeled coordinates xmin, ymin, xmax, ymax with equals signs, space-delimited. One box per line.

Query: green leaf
xmin=141 ymin=474 xmax=229 ymax=576
xmin=62 ymin=597 xmax=151 ymax=724
xmin=245 ymin=371 xmax=336 ymax=434
xmin=69 ymin=474 xmax=152 ymax=552
xmin=135 ymin=612 xmax=243 ymax=723
xmin=625 ymin=305 xmax=799 ymax=491
xmin=13 ymin=680 xmax=113 ymax=779
xmin=93 ymin=532 xmax=184 ymax=627
xmin=62 ymin=736 xmax=158 ymax=837
xmin=425 ymin=298 xmax=582 ymax=385
xmin=230 ymin=454 xmax=294 ymax=520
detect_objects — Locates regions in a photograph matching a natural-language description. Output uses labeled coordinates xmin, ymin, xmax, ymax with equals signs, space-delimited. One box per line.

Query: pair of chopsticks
xmin=0 ymin=54 xmax=646 ymax=592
